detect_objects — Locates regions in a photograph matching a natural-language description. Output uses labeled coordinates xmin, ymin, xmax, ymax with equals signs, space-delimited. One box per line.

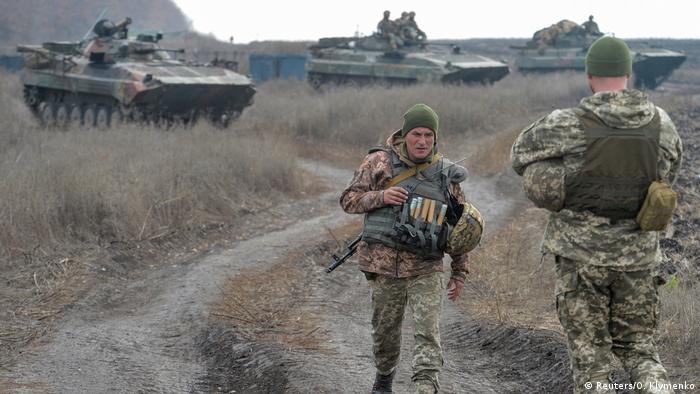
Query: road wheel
xmin=95 ymin=106 xmax=111 ymax=129
xmin=69 ymin=105 xmax=82 ymax=127
xmin=24 ymin=86 xmax=40 ymax=107
xmin=38 ymin=101 xmax=55 ymax=127
xmin=54 ymin=103 xmax=70 ymax=129
xmin=83 ymin=105 xmax=97 ymax=128
xmin=308 ymin=74 xmax=324 ymax=90
xmin=110 ymin=107 xmax=124 ymax=127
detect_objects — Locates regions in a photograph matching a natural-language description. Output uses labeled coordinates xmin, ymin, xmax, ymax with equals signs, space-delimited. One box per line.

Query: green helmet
xmin=446 ymin=202 xmax=484 ymax=255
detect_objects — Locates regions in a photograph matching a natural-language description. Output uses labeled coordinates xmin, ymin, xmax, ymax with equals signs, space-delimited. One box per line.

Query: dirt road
xmin=1 ymin=160 xmax=571 ymax=393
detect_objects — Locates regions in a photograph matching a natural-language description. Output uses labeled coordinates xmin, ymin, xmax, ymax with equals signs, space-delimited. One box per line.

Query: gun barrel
xmin=325 ymin=235 xmax=362 ymax=273
xmin=326 ymin=255 xmax=343 ymax=273
xmin=17 ymin=45 xmax=45 ymax=54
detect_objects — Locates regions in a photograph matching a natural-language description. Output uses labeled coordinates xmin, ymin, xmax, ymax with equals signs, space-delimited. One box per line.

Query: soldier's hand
xmin=383 ymin=187 xmax=409 ymax=206
xmin=447 ymin=278 xmax=464 ymax=301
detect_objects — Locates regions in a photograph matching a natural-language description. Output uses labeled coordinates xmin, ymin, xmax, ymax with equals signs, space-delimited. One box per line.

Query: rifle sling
xmin=386 ymin=154 xmax=443 ymax=189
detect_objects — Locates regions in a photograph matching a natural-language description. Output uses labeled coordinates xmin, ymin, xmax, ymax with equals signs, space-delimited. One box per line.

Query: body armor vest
xmin=362 ymin=149 xmax=455 ymax=259
xmin=564 ymin=108 xmax=661 ymax=220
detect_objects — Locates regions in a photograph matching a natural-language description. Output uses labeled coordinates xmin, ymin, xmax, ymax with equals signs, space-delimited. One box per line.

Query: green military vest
xmin=362 ymin=149 xmax=463 ymax=259
xmin=564 ymin=108 xmax=661 ymax=220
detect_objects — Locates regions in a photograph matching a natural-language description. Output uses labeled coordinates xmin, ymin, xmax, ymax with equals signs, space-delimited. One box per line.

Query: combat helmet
xmin=446 ymin=202 xmax=484 ymax=255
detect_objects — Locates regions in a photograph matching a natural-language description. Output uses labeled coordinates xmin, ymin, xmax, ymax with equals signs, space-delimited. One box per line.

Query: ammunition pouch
xmin=362 ymin=149 xmax=465 ymax=259
xmin=362 ymin=195 xmax=451 ymax=260
xmin=636 ymin=181 xmax=677 ymax=231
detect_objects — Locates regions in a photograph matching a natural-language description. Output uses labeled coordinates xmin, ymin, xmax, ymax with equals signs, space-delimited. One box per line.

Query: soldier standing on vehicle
xmin=511 ymin=36 xmax=682 ymax=394
xmin=377 ymin=10 xmax=394 ymax=36
xmin=404 ymin=11 xmax=427 ymax=43
xmin=340 ymin=104 xmax=479 ymax=394
xmin=377 ymin=10 xmax=402 ymax=49
xmin=582 ymin=15 xmax=603 ymax=36
xmin=394 ymin=11 xmax=410 ymax=29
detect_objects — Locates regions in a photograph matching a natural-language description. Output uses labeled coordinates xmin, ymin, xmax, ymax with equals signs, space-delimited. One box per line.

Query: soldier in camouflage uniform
xmin=582 ymin=15 xmax=602 ymax=36
xmin=511 ymin=36 xmax=683 ymax=394
xmin=340 ymin=104 xmax=470 ymax=394
xmin=377 ymin=10 xmax=403 ymax=49
xmin=402 ymin=11 xmax=426 ymax=44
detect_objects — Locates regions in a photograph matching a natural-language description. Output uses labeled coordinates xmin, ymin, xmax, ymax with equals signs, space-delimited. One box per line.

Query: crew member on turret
xmin=377 ymin=10 xmax=403 ymax=49
xmin=582 ymin=15 xmax=602 ymax=36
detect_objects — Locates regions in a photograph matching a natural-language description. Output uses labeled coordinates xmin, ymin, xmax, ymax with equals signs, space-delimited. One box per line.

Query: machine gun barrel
xmin=325 ymin=235 xmax=362 ymax=273
xmin=16 ymin=45 xmax=46 ymax=54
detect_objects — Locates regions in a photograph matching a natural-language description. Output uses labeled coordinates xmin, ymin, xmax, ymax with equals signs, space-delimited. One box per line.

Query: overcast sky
xmin=173 ymin=0 xmax=700 ymax=43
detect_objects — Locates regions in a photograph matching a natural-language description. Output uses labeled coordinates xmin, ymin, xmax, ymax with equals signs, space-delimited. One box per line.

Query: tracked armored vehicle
xmin=306 ymin=34 xmax=509 ymax=88
xmin=512 ymin=19 xmax=686 ymax=90
xmin=18 ymin=18 xmax=255 ymax=127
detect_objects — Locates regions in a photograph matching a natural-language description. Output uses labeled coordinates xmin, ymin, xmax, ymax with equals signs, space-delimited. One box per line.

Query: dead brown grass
xmin=0 ymin=126 xmax=303 ymax=253
xmin=238 ymin=73 xmax=589 ymax=174
xmin=462 ymin=207 xmax=560 ymax=331
xmin=211 ymin=249 xmax=324 ymax=350
xmin=658 ymin=282 xmax=700 ymax=387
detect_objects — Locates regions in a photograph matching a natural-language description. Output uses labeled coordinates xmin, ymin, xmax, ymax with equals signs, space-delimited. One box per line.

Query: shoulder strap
xmin=386 ymin=153 xmax=443 ymax=189
xmin=368 ymin=146 xmax=387 ymax=154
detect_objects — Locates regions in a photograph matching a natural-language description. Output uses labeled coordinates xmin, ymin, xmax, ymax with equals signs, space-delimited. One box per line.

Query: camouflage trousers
xmin=555 ymin=256 xmax=673 ymax=394
xmin=368 ymin=271 xmax=444 ymax=391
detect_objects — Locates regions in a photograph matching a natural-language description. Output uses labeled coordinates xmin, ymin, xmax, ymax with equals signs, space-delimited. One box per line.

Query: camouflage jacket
xmin=340 ymin=130 xmax=469 ymax=279
xmin=511 ymin=90 xmax=683 ymax=270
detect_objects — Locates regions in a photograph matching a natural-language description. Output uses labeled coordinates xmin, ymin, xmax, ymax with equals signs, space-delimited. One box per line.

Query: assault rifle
xmin=325 ymin=235 xmax=362 ymax=273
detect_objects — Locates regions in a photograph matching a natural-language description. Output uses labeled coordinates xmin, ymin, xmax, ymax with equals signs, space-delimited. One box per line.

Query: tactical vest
xmin=564 ymin=108 xmax=661 ymax=220
xmin=362 ymin=149 xmax=455 ymax=259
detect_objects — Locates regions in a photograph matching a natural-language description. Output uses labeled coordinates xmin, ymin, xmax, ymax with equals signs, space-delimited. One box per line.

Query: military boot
xmin=371 ymin=370 xmax=396 ymax=394
xmin=414 ymin=378 xmax=438 ymax=394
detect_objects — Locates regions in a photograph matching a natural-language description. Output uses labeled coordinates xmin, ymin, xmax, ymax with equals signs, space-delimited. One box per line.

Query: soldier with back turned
xmin=511 ymin=36 xmax=682 ymax=393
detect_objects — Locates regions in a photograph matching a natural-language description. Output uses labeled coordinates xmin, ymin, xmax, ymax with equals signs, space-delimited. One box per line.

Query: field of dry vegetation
xmin=1 ymin=52 xmax=699 ymax=387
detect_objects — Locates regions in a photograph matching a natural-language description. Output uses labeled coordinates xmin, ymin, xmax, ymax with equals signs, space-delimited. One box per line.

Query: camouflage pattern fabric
xmin=340 ymin=130 xmax=469 ymax=280
xmin=511 ymin=90 xmax=683 ymax=271
xmin=555 ymin=257 xmax=673 ymax=394
xmin=377 ymin=18 xmax=396 ymax=36
xmin=369 ymin=272 xmax=443 ymax=392
xmin=377 ymin=18 xmax=403 ymax=49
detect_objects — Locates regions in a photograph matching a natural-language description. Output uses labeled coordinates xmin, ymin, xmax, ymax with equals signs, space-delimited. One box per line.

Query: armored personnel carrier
xmin=306 ymin=34 xmax=509 ymax=88
xmin=512 ymin=19 xmax=686 ymax=90
xmin=18 ymin=18 xmax=255 ymax=127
